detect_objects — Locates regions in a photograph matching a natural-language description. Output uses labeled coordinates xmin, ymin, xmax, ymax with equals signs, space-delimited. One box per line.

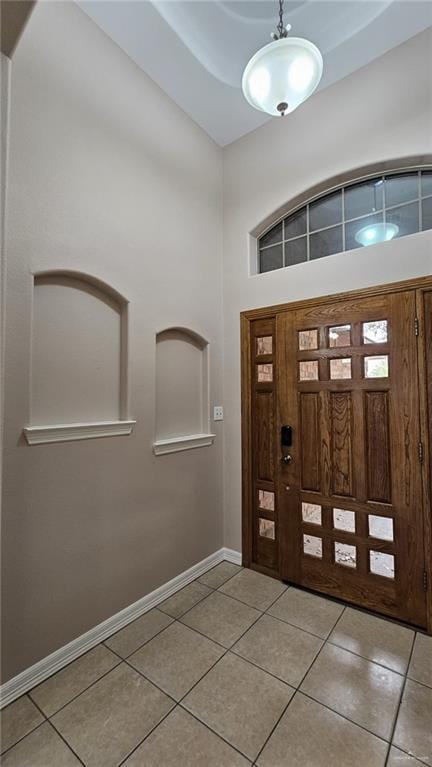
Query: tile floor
xmin=1 ymin=562 xmax=431 ymax=766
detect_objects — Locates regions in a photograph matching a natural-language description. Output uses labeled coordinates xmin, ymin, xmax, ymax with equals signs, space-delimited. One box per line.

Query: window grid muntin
xmin=258 ymin=169 xmax=430 ymax=273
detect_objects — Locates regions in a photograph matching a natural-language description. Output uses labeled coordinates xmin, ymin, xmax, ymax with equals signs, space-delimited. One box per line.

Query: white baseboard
xmin=0 ymin=546 xmax=242 ymax=708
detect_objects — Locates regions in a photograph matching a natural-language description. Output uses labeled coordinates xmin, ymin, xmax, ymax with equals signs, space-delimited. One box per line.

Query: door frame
xmin=240 ymin=275 xmax=432 ymax=632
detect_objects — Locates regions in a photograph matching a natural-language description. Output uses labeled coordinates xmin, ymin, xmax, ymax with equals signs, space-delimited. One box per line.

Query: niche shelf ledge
xmin=23 ymin=420 xmax=136 ymax=445
xmin=153 ymin=433 xmax=216 ymax=456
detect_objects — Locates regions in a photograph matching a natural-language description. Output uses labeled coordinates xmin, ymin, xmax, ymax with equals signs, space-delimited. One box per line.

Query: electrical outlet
xmin=213 ymin=406 xmax=224 ymax=421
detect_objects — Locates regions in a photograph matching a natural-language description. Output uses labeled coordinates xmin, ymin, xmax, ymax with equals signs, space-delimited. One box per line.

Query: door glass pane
xmin=344 ymin=179 xmax=383 ymax=220
xmin=257 ymin=336 xmax=273 ymax=355
xmin=333 ymin=509 xmax=355 ymax=533
xmin=302 ymin=502 xmax=322 ymax=525
xmin=345 ymin=212 xmax=384 ymax=251
xmin=386 ymin=202 xmax=419 ymax=237
xmin=330 ymin=358 xmax=352 ymax=379
xmin=364 ymin=355 xmax=388 ymax=378
xmin=385 ymin=173 xmax=418 ymax=207
xmin=257 ymin=364 xmax=273 ymax=382
xmin=285 ymin=236 xmax=307 ymax=267
xmin=303 ymin=534 xmax=322 ymax=558
xmin=363 ymin=320 xmax=388 ymax=344
xmin=259 ymin=518 xmax=275 ymax=540
xmin=421 ymin=170 xmax=432 ymax=198
xmin=299 ymin=361 xmax=319 ymax=381
xmin=309 ymin=190 xmax=342 ymax=231
xmin=260 ymin=244 xmax=283 ymax=273
xmin=335 ymin=543 xmax=356 ymax=568
xmin=298 ymin=329 xmax=318 ymax=351
xmin=329 ymin=325 xmax=351 ymax=348
xmin=422 ymin=197 xmax=432 ymax=231
xmin=370 ymin=551 xmax=395 ymax=579
xmin=260 ymin=222 xmax=282 ymax=249
xmin=369 ymin=515 xmax=394 ymax=541
xmin=310 ymin=226 xmax=343 ymax=260
xmin=258 ymin=489 xmax=275 ymax=511
xmin=284 ymin=208 xmax=307 ymax=239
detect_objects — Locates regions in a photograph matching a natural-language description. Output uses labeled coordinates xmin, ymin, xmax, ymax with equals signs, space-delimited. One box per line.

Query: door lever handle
xmin=281 ymin=454 xmax=293 ymax=465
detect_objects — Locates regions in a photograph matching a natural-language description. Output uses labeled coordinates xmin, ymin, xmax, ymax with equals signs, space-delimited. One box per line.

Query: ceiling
xmin=78 ymin=0 xmax=432 ymax=146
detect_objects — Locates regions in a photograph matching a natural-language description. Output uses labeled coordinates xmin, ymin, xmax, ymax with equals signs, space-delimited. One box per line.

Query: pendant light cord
xmin=277 ymin=0 xmax=285 ymax=38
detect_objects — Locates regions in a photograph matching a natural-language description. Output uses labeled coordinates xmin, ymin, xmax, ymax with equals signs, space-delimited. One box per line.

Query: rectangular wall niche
xmin=23 ymin=273 xmax=135 ymax=445
xmin=153 ymin=328 xmax=214 ymax=455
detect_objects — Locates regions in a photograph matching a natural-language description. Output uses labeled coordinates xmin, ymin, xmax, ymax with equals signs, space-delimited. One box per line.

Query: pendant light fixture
xmin=242 ymin=0 xmax=323 ymax=117
xmin=355 ymin=222 xmax=399 ymax=247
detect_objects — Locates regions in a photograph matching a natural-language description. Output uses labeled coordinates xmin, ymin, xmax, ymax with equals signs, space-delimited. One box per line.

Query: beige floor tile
xmin=199 ymin=561 xmax=242 ymax=589
xmin=180 ymin=591 xmax=261 ymax=648
xmin=30 ymin=644 xmax=120 ymax=716
xmin=300 ymin=643 xmax=404 ymax=740
xmin=219 ymin=568 xmax=286 ymax=611
xmin=393 ymin=679 xmax=432 ymax=765
xmin=408 ymin=633 xmax=432 ymax=688
xmin=183 ymin=652 xmax=294 ymax=761
xmin=1 ymin=694 xmax=44 ymax=753
xmin=159 ymin=581 xmax=212 ymax=619
xmin=122 ymin=707 xmax=250 ymax=766
xmin=387 ymin=746 xmax=426 ymax=766
xmin=232 ymin=613 xmax=322 ymax=687
xmin=104 ymin=608 xmax=173 ymax=658
xmin=128 ymin=621 xmax=224 ymax=700
xmin=52 ymin=663 xmax=174 ymax=767
xmin=1 ymin=722 xmax=81 ymax=767
xmin=329 ymin=607 xmax=414 ymax=674
xmin=267 ymin=587 xmax=344 ymax=639
xmin=257 ymin=693 xmax=388 ymax=767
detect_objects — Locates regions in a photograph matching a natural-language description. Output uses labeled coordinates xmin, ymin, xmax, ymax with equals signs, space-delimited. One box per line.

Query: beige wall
xmin=2 ymin=2 xmax=223 ymax=682
xmin=222 ymin=29 xmax=432 ymax=551
xmin=2 ymin=4 xmax=432 ymax=685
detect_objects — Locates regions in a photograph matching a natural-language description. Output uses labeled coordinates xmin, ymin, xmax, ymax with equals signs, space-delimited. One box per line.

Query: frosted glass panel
xmin=299 ymin=361 xmax=319 ymax=381
xmin=299 ymin=329 xmax=318 ymax=351
xmin=303 ymin=534 xmax=322 ymax=558
xmin=330 ymin=358 xmax=352 ymax=379
xmin=257 ymin=336 xmax=273 ymax=355
xmin=329 ymin=325 xmax=351 ymax=348
xmin=257 ymin=364 xmax=273 ymax=382
xmin=363 ymin=320 xmax=388 ymax=344
xmin=259 ymin=519 xmax=275 ymax=540
xmin=335 ymin=542 xmax=356 ymax=568
xmin=302 ymin=502 xmax=322 ymax=525
xmin=333 ymin=509 xmax=355 ymax=533
xmin=364 ymin=356 xmax=388 ymax=378
xmin=370 ymin=551 xmax=395 ymax=579
xmin=369 ymin=515 xmax=394 ymax=541
xmin=258 ymin=490 xmax=275 ymax=511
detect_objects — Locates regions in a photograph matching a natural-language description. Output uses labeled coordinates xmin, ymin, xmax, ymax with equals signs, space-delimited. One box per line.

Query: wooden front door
xmin=243 ymin=281 xmax=430 ymax=630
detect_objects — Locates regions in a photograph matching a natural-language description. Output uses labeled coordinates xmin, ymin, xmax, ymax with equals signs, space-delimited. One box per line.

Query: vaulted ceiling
xmin=78 ymin=0 xmax=432 ymax=146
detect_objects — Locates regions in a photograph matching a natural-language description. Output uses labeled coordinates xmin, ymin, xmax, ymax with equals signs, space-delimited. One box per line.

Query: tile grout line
xmin=0 ymin=716 xmax=47 ymax=759
xmin=252 ymin=605 xmax=348 ymax=764
xmin=116 ymin=571 xmax=287 ymax=765
xmin=383 ymin=632 xmax=417 ymax=767
xmin=23 ymin=695 xmax=87 ymax=767
xmin=1 ymin=566 xmax=243 ymax=764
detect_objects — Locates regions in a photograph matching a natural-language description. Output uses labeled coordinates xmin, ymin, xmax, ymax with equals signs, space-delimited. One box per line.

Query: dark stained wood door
xmin=274 ymin=290 xmax=427 ymax=627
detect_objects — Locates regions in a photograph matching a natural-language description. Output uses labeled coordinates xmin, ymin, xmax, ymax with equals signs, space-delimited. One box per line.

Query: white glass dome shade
xmin=242 ymin=37 xmax=323 ymax=117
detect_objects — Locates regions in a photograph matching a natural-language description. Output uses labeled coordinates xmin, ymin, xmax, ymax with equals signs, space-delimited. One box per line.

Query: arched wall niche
xmin=24 ymin=270 xmax=135 ymax=445
xmin=153 ymin=326 xmax=214 ymax=455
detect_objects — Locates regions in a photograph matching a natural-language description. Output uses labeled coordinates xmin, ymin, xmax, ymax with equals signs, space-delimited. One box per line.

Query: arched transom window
xmin=258 ymin=168 xmax=432 ymax=274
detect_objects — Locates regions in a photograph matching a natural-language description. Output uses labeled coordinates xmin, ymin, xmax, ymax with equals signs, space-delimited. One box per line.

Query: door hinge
xmin=423 ymin=570 xmax=428 ymax=591
xmin=414 ymin=317 xmax=419 ymax=336
xmin=418 ymin=441 xmax=424 ymax=464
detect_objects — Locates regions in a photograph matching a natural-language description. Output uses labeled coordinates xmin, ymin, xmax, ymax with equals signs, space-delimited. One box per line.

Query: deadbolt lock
xmin=281 ymin=454 xmax=293 ymax=465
